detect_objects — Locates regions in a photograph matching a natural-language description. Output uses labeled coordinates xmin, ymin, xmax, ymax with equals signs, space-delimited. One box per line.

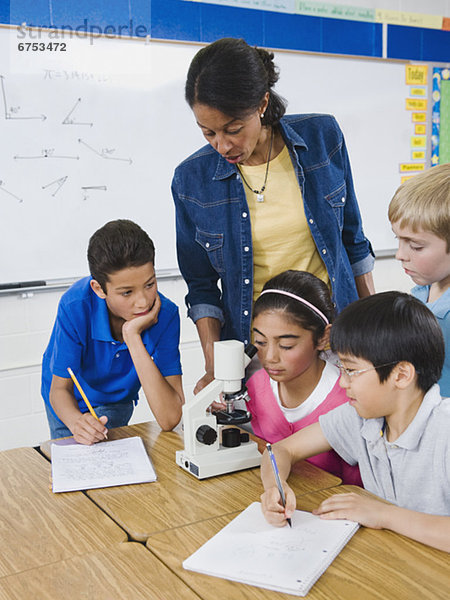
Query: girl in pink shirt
xmin=247 ymin=270 xmax=362 ymax=485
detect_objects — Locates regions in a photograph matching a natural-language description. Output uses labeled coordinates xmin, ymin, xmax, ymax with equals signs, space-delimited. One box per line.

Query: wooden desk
xmin=0 ymin=543 xmax=201 ymax=600
xmin=146 ymin=486 xmax=450 ymax=600
xmin=41 ymin=422 xmax=340 ymax=542
xmin=0 ymin=448 xmax=127 ymax=578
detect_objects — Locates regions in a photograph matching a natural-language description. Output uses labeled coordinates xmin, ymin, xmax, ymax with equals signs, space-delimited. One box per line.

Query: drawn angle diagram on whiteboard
xmin=78 ymin=138 xmax=133 ymax=164
xmin=0 ymin=29 xmax=183 ymax=281
xmin=14 ymin=149 xmax=80 ymax=160
xmin=63 ymin=98 xmax=93 ymax=127
xmin=0 ymin=74 xmax=47 ymax=120
xmin=0 ymin=180 xmax=23 ymax=203
xmin=81 ymin=185 xmax=107 ymax=201
xmin=42 ymin=175 xmax=69 ymax=197
xmin=1 ymin=69 xmax=132 ymax=203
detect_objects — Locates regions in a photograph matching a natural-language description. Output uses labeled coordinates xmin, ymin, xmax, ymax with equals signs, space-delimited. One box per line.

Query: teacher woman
xmin=172 ymin=38 xmax=375 ymax=391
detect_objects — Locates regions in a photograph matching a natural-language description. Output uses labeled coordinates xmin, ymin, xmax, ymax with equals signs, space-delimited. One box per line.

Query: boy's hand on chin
xmin=123 ymin=294 xmax=161 ymax=338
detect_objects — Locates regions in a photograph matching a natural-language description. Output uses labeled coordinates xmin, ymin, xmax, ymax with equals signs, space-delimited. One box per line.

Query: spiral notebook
xmin=51 ymin=436 xmax=157 ymax=492
xmin=183 ymin=501 xmax=359 ymax=596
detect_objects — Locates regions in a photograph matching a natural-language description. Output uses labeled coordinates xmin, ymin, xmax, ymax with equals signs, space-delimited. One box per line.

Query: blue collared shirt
xmin=172 ymin=114 xmax=374 ymax=343
xmin=412 ymin=285 xmax=450 ymax=397
xmin=41 ymin=276 xmax=182 ymax=414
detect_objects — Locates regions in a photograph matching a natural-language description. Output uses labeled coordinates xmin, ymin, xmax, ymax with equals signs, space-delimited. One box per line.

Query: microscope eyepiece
xmin=245 ymin=343 xmax=258 ymax=359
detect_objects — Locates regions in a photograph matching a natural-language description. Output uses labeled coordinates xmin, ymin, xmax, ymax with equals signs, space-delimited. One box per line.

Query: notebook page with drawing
xmin=51 ymin=436 xmax=157 ymax=492
xmin=183 ymin=501 xmax=359 ymax=596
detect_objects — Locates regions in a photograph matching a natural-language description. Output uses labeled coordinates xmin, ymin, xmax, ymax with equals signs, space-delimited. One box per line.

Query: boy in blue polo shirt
xmin=42 ymin=219 xmax=184 ymax=444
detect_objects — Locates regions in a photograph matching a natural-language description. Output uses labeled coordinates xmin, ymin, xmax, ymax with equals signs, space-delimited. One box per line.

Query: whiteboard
xmin=0 ymin=28 xmax=201 ymax=283
xmin=0 ymin=28 xmax=415 ymax=284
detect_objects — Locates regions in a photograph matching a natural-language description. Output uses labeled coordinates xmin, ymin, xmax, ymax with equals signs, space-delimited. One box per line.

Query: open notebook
xmin=51 ymin=436 xmax=157 ymax=492
xmin=183 ymin=501 xmax=359 ymax=597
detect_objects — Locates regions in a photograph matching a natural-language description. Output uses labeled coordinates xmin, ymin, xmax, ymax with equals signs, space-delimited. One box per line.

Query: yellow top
xmin=239 ymin=145 xmax=329 ymax=304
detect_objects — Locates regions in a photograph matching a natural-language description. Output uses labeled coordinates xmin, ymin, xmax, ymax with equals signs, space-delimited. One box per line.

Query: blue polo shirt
xmin=41 ymin=276 xmax=182 ymax=418
xmin=412 ymin=285 xmax=450 ymax=397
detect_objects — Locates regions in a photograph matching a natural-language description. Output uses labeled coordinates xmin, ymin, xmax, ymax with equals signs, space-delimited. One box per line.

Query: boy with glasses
xmin=260 ymin=291 xmax=450 ymax=552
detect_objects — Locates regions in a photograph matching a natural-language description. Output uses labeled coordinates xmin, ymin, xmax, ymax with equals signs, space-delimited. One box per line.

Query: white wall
xmin=0 ymin=260 xmax=412 ymax=451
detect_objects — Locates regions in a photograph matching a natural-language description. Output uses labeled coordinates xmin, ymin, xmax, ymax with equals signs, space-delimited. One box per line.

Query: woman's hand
xmin=194 ymin=373 xmax=227 ymax=412
xmin=194 ymin=371 xmax=215 ymax=395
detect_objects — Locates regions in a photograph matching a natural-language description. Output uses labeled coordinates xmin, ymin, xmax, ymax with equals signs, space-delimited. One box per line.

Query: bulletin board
xmin=431 ymin=66 xmax=450 ymax=165
xmin=0 ymin=26 xmax=431 ymax=285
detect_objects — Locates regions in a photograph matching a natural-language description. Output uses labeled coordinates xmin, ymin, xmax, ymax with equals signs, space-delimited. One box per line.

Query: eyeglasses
xmin=336 ymin=361 xmax=398 ymax=380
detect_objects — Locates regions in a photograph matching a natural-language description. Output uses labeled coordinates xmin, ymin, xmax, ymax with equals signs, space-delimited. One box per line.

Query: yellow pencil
xmin=67 ymin=367 xmax=99 ymax=421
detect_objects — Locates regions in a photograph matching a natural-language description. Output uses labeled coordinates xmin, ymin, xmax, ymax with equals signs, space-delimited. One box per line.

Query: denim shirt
xmin=172 ymin=114 xmax=374 ymax=343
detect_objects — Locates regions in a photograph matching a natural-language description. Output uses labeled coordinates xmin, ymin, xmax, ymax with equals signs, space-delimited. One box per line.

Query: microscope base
xmin=176 ymin=441 xmax=261 ymax=479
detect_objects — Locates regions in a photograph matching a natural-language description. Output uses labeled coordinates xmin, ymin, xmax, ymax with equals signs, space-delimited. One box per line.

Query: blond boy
xmin=388 ymin=164 xmax=450 ymax=396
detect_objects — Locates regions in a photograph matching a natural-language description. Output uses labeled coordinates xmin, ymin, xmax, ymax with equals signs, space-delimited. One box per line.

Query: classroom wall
xmin=0 ymin=0 xmax=447 ymax=450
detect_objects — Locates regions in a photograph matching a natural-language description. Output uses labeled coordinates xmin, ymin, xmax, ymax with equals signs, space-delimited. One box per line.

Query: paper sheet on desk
xmin=183 ymin=501 xmax=359 ymax=597
xmin=51 ymin=436 xmax=156 ymax=492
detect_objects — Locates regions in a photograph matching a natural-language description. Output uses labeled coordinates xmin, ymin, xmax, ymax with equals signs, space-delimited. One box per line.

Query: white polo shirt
xmin=319 ymin=384 xmax=450 ymax=515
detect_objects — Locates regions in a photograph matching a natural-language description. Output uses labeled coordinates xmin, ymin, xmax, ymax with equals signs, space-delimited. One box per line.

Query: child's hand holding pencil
xmin=67 ymin=367 xmax=109 ymax=445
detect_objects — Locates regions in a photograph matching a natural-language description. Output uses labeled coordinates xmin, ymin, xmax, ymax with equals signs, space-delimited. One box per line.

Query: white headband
xmin=259 ymin=289 xmax=330 ymax=325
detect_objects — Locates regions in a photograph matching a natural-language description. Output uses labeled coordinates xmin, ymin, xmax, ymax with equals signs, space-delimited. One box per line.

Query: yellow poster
xmin=377 ymin=10 xmax=442 ymax=29
xmin=400 ymin=163 xmax=426 ymax=172
xmin=412 ymin=150 xmax=426 ymax=160
xmin=410 ymin=87 xmax=426 ymax=96
xmin=414 ymin=124 xmax=426 ymax=135
xmin=406 ymin=98 xmax=427 ymax=111
xmin=412 ymin=112 xmax=427 ymax=122
xmin=411 ymin=136 xmax=426 ymax=148
xmin=405 ymin=65 xmax=428 ymax=86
